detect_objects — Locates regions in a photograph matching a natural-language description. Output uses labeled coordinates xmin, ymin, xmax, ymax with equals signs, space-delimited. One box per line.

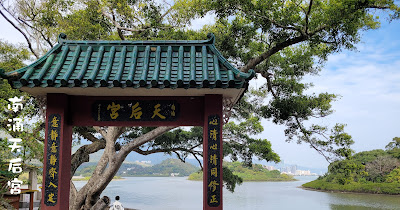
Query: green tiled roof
xmin=1 ymin=33 xmax=255 ymax=90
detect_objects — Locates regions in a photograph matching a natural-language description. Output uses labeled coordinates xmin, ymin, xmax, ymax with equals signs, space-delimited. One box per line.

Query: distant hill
xmin=189 ymin=162 xmax=296 ymax=181
xmin=72 ymin=142 xmax=323 ymax=174
xmin=75 ymin=158 xmax=199 ymax=177
xmin=82 ymin=148 xmax=201 ymax=167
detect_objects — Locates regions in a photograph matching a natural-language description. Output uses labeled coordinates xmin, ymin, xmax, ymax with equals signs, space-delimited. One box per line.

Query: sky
xmin=1 ymin=12 xmax=399 ymax=170
xmin=254 ymin=19 xmax=400 ymax=169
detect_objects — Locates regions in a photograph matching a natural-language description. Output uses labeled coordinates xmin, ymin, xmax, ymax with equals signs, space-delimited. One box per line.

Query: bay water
xmin=73 ymin=176 xmax=400 ymax=210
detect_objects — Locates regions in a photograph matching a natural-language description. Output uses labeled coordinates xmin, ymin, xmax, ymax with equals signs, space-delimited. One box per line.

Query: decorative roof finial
xmin=207 ymin=33 xmax=215 ymax=44
xmin=0 ymin=68 xmax=5 ymax=79
xmin=58 ymin=33 xmax=67 ymax=43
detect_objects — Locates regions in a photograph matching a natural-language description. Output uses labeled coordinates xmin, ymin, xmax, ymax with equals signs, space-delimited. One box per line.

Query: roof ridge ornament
xmin=58 ymin=33 xmax=67 ymax=43
xmin=207 ymin=33 xmax=215 ymax=44
xmin=0 ymin=68 xmax=5 ymax=78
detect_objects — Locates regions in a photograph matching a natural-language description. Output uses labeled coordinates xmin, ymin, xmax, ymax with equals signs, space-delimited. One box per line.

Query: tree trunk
xmin=90 ymin=196 xmax=110 ymax=210
xmin=70 ymin=126 xmax=176 ymax=210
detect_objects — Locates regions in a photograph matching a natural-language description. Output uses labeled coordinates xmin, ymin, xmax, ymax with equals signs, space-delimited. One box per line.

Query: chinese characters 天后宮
xmin=94 ymin=100 xmax=180 ymax=122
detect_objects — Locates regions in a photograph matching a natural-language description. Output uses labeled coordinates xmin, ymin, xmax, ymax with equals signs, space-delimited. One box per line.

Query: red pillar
xmin=203 ymin=94 xmax=223 ymax=210
xmin=41 ymin=94 xmax=72 ymax=210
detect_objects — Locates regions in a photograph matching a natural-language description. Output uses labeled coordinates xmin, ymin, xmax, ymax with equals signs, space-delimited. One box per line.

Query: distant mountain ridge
xmin=75 ymin=158 xmax=199 ymax=177
xmin=84 ymin=148 xmax=201 ymax=166
xmin=73 ymin=144 xmax=325 ymax=174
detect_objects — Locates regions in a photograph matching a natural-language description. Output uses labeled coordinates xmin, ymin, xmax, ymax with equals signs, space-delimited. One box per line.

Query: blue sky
xmin=254 ymin=18 xmax=400 ymax=168
xmin=1 ymin=13 xmax=399 ymax=169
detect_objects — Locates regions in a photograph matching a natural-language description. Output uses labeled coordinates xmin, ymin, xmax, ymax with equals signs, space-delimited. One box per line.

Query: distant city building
xmin=263 ymin=163 xmax=319 ymax=176
xmin=290 ymin=165 xmax=297 ymax=174
xmin=263 ymin=165 xmax=276 ymax=171
xmin=295 ymin=170 xmax=311 ymax=176
xmin=135 ymin=160 xmax=152 ymax=164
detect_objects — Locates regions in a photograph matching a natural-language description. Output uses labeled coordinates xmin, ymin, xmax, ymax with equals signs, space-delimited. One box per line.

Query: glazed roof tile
xmin=1 ymin=33 xmax=255 ymax=91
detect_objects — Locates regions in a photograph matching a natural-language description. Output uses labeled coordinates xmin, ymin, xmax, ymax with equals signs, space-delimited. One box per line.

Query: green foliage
xmin=305 ymin=138 xmax=400 ymax=194
xmin=225 ymin=162 xmax=295 ymax=181
xmin=303 ymin=179 xmax=400 ymax=195
xmin=189 ymin=161 xmax=295 ymax=187
xmin=0 ymin=40 xmax=44 ymax=164
xmin=224 ymin=116 xmax=280 ymax=166
xmin=76 ymin=159 xmax=199 ymax=177
xmin=352 ymin=149 xmax=388 ymax=163
xmin=0 ymin=40 xmax=30 ymax=72
xmin=76 ymin=165 xmax=98 ymax=177
xmin=142 ymin=158 xmax=198 ymax=176
xmin=188 ymin=171 xmax=202 ymax=180
xmin=0 ymin=161 xmax=15 ymax=194
xmin=326 ymin=160 xmax=367 ymax=184
xmin=386 ymin=168 xmax=400 ymax=183
xmin=386 ymin=137 xmax=400 ymax=150
xmin=59 ymin=1 xmax=113 ymax=40
xmin=387 ymin=148 xmax=400 ymax=159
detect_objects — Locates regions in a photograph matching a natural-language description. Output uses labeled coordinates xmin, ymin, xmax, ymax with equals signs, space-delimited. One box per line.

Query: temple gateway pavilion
xmin=1 ymin=33 xmax=254 ymax=210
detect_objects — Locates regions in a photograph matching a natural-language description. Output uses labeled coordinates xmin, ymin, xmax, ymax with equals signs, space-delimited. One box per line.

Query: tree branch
xmin=133 ymin=147 xmax=202 ymax=156
xmin=241 ymin=35 xmax=307 ymax=73
xmin=294 ymin=116 xmax=331 ymax=163
xmin=119 ymin=126 xmax=177 ymax=155
xmin=0 ymin=4 xmax=39 ymax=58
xmin=261 ymin=71 xmax=278 ymax=98
xmin=93 ymin=126 xmax=107 ymax=138
xmin=111 ymin=11 xmax=125 ymax=40
xmin=70 ymin=139 xmax=106 ymax=179
xmin=78 ymin=128 xmax=102 ymax=143
xmin=305 ymin=0 xmax=313 ymax=34
xmin=160 ymin=6 xmax=173 ymax=20
xmin=17 ymin=17 xmax=54 ymax=47
xmin=251 ymin=10 xmax=303 ymax=34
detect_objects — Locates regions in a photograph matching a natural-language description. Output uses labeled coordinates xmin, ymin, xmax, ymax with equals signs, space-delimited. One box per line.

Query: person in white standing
xmin=110 ymin=196 xmax=124 ymax=210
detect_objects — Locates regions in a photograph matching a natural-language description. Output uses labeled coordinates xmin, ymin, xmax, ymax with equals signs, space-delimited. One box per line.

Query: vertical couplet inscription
xmin=207 ymin=115 xmax=221 ymax=207
xmin=44 ymin=114 xmax=61 ymax=206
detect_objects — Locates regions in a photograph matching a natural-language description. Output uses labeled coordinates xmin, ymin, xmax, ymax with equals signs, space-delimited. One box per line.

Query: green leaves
xmin=0 ymin=40 xmax=44 ymax=166
xmin=385 ymin=137 xmax=400 ymax=150
xmin=262 ymin=93 xmax=337 ymax=123
xmin=224 ymin=116 xmax=280 ymax=166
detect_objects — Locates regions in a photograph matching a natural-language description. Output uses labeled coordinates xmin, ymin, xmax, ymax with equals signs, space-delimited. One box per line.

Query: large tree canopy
xmin=1 ymin=0 xmax=399 ymax=209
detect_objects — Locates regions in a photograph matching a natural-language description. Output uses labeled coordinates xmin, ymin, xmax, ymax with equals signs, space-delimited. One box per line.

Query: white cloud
xmin=189 ymin=13 xmax=216 ymax=30
xmin=305 ymin=30 xmax=400 ymax=155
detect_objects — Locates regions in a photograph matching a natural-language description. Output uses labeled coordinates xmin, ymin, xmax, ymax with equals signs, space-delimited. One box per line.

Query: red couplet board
xmin=203 ymin=95 xmax=223 ymax=210
xmin=42 ymin=94 xmax=72 ymax=210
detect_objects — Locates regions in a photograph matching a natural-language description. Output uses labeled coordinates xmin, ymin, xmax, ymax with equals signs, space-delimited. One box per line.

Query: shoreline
xmin=188 ymin=178 xmax=298 ymax=182
xmin=72 ymin=177 xmax=125 ymax=181
xmin=300 ymin=185 xmax=400 ymax=196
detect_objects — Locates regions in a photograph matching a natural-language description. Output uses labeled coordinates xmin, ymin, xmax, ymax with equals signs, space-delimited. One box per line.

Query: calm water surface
xmin=73 ymin=176 xmax=400 ymax=210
